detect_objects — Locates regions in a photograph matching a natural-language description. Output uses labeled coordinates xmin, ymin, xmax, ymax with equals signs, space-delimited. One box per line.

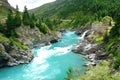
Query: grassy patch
xmin=9 ymin=37 xmax=29 ymax=50
xmin=105 ymin=42 xmax=114 ymax=51
xmin=73 ymin=61 xmax=120 ymax=80
xmin=92 ymin=35 xmax=103 ymax=44
xmin=96 ymin=37 xmax=103 ymax=44
xmin=0 ymin=33 xmax=9 ymax=43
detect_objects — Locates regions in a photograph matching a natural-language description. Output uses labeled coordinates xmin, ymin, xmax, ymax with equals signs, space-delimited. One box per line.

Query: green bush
xmin=64 ymin=67 xmax=73 ymax=80
xmin=9 ymin=37 xmax=29 ymax=50
xmin=113 ymin=51 xmax=120 ymax=69
xmin=0 ymin=33 xmax=9 ymax=43
xmin=73 ymin=61 xmax=120 ymax=80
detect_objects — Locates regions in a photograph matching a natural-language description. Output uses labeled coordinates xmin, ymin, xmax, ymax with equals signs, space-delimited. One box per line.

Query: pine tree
xmin=22 ymin=6 xmax=30 ymax=25
xmin=14 ymin=5 xmax=22 ymax=27
xmin=30 ymin=13 xmax=37 ymax=28
xmin=6 ymin=9 xmax=14 ymax=28
xmin=6 ymin=9 xmax=15 ymax=37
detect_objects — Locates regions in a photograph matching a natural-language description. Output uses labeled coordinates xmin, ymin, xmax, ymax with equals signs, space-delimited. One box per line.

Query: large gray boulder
xmin=0 ymin=42 xmax=34 ymax=68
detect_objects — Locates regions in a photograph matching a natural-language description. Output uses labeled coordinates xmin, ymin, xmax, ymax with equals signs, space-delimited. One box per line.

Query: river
xmin=0 ymin=31 xmax=87 ymax=80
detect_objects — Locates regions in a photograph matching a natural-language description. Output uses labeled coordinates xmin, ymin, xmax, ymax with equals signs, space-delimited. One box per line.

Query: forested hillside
xmin=30 ymin=0 xmax=120 ymax=27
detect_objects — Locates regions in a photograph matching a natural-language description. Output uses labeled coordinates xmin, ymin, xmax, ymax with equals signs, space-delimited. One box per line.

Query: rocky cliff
xmin=0 ymin=36 xmax=34 ymax=67
xmin=0 ymin=24 xmax=61 ymax=68
xmin=16 ymin=25 xmax=61 ymax=48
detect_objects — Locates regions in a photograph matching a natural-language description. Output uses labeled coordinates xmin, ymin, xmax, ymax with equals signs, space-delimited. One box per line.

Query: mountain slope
xmin=0 ymin=0 xmax=14 ymax=19
xmin=29 ymin=0 xmax=113 ymax=18
xmin=29 ymin=0 xmax=120 ymax=27
xmin=30 ymin=0 xmax=84 ymax=18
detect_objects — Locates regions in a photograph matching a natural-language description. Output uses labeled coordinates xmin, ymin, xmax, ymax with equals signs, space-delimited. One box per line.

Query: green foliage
xmin=110 ymin=22 xmax=120 ymax=38
xmin=112 ymin=72 xmax=120 ymax=80
xmin=0 ymin=8 xmax=8 ymax=19
xmin=74 ymin=61 xmax=120 ymax=80
xmin=36 ymin=19 xmax=50 ymax=34
xmin=6 ymin=9 xmax=14 ymax=28
xmin=30 ymin=13 xmax=37 ymax=28
xmin=103 ymin=28 xmax=109 ymax=43
xmin=6 ymin=9 xmax=16 ymax=37
xmin=91 ymin=35 xmax=103 ymax=44
xmin=9 ymin=37 xmax=29 ymax=50
xmin=114 ymin=53 xmax=120 ymax=69
xmin=101 ymin=16 xmax=113 ymax=26
xmin=22 ymin=6 xmax=30 ymax=25
xmin=79 ymin=61 xmax=111 ymax=80
xmin=14 ymin=5 xmax=22 ymax=27
xmin=64 ymin=67 xmax=73 ymax=80
xmin=43 ymin=18 xmax=53 ymax=30
xmin=29 ymin=0 xmax=120 ymax=31
xmin=0 ymin=33 xmax=9 ymax=43
xmin=0 ymin=24 xmax=4 ymax=32
xmin=104 ymin=37 xmax=120 ymax=69
xmin=105 ymin=42 xmax=114 ymax=51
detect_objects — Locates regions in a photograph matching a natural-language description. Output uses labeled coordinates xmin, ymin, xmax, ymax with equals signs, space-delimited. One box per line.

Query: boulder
xmin=84 ymin=62 xmax=96 ymax=67
xmin=0 ymin=42 xmax=34 ymax=68
xmin=50 ymin=39 xmax=59 ymax=44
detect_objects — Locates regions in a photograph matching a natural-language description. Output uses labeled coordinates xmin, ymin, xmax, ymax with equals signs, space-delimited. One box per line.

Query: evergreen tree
xmin=0 ymin=24 xmax=4 ymax=33
xmin=36 ymin=19 xmax=50 ymax=34
xmin=6 ymin=9 xmax=14 ymax=28
xmin=6 ymin=9 xmax=15 ymax=37
xmin=103 ymin=28 xmax=109 ymax=43
xmin=44 ymin=18 xmax=53 ymax=30
xmin=14 ymin=5 xmax=22 ymax=27
xmin=22 ymin=6 xmax=30 ymax=25
xmin=30 ymin=13 xmax=37 ymax=28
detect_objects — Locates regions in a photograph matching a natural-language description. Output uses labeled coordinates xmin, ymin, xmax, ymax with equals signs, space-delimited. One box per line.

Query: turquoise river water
xmin=0 ymin=31 xmax=87 ymax=80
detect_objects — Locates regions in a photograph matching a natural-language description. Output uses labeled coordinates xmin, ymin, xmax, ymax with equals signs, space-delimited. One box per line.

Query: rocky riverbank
xmin=0 ymin=41 xmax=34 ymax=67
xmin=0 ymin=25 xmax=62 ymax=68
xmin=16 ymin=26 xmax=62 ymax=48
xmin=72 ymin=22 xmax=111 ymax=67
xmin=72 ymin=39 xmax=108 ymax=67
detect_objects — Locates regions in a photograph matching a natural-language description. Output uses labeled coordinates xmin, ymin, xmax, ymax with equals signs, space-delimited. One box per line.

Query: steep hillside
xmin=30 ymin=0 xmax=120 ymax=18
xmin=0 ymin=0 xmax=14 ymax=19
xmin=30 ymin=0 xmax=120 ymax=27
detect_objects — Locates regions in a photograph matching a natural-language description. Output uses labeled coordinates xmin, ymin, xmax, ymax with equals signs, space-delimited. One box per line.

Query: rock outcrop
xmin=0 ymin=41 xmax=33 ymax=67
xmin=72 ymin=22 xmax=111 ymax=67
xmin=0 ymin=25 xmax=61 ymax=68
xmin=16 ymin=26 xmax=61 ymax=48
